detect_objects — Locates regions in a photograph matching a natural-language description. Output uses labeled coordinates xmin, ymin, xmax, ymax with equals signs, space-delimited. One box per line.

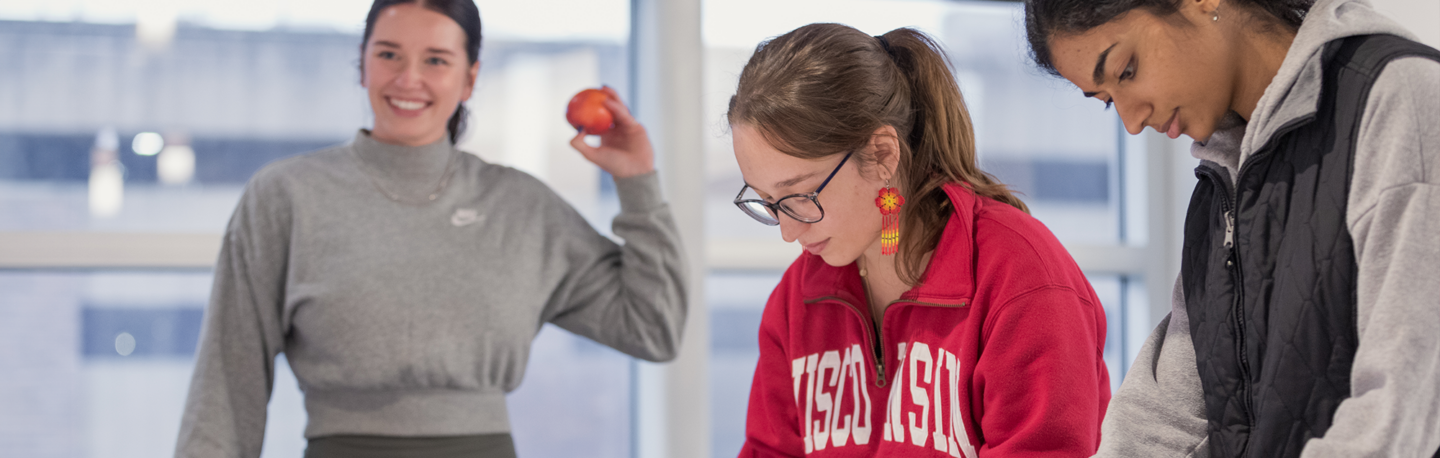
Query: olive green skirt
xmin=304 ymin=433 xmax=516 ymax=458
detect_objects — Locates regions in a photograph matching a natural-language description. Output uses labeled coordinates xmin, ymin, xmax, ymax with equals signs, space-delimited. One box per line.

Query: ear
xmin=1179 ymin=0 xmax=1223 ymax=24
xmin=461 ymin=60 xmax=480 ymax=102
xmin=869 ymin=125 xmax=901 ymax=183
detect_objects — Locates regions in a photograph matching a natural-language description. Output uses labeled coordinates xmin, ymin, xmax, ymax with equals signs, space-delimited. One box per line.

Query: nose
xmin=1115 ymin=96 xmax=1151 ymax=135
xmin=778 ymin=216 xmax=808 ymax=244
xmin=394 ymin=59 xmax=424 ymax=88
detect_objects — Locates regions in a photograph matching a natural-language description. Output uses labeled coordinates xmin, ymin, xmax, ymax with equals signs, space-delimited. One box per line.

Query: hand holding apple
xmin=567 ymin=86 xmax=655 ymax=179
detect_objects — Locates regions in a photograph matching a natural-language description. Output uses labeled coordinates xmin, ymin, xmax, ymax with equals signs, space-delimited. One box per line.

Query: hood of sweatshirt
xmin=1190 ymin=0 xmax=1418 ymax=177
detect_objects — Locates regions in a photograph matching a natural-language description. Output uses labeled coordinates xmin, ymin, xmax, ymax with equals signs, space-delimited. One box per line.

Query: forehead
xmin=1046 ymin=13 xmax=1145 ymax=91
xmin=732 ymin=123 xmax=830 ymax=190
xmin=369 ymin=3 xmax=466 ymax=50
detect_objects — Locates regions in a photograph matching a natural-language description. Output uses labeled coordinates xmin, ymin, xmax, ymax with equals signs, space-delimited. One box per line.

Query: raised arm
xmin=541 ymin=170 xmax=689 ymax=362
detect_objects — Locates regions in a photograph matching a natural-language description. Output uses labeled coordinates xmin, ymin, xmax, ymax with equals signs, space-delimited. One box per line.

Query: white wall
xmin=1371 ymin=0 xmax=1440 ymax=46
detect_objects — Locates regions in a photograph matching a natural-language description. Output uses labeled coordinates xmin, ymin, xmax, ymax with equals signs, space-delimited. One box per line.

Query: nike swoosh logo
xmin=451 ymin=208 xmax=483 ymax=227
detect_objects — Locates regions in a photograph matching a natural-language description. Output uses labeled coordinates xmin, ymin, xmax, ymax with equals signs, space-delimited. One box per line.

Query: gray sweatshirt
xmin=174 ymin=131 xmax=688 ymax=457
xmin=1096 ymin=0 xmax=1440 ymax=456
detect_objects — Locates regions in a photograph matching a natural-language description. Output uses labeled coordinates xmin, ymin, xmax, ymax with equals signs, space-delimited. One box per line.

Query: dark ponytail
xmin=727 ymin=24 xmax=1026 ymax=285
xmin=361 ymin=0 xmax=482 ymax=144
xmin=447 ymin=105 xmax=468 ymax=144
xmin=1025 ymin=0 xmax=1313 ymax=76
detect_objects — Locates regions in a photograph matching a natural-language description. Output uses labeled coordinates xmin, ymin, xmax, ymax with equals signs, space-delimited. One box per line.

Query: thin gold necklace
xmin=351 ymin=147 xmax=461 ymax=205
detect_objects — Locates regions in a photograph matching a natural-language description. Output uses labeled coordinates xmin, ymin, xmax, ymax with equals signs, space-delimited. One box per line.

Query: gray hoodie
xmin=1096 ymin=0 xmax=1440 ymax=456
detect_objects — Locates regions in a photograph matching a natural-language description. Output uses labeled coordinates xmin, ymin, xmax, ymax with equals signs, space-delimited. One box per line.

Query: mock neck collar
xmin=350 ymin=129 xmax=458 ymax=199
xmin=353 ymin=129 xmax=454 ymax=175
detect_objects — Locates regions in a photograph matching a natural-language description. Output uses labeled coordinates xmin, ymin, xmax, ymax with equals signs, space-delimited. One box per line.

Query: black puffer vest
xmin=1181 ymin=34 xmax=1440 ymax=458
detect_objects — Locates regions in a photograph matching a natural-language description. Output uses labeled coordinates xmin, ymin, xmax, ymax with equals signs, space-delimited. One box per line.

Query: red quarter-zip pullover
xmin=739 ymin=183 xmax=1110 ymax=457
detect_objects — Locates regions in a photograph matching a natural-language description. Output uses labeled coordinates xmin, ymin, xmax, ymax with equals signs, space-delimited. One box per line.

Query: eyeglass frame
xmin=733 ymin=149 xmax=855 ymax=226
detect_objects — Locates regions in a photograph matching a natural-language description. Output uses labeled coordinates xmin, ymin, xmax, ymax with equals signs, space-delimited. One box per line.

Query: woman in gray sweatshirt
xmin=173 ymin=0 xmax=688 ymax=457
xmin=1026 ymin=0 xmax=1439 ymax=456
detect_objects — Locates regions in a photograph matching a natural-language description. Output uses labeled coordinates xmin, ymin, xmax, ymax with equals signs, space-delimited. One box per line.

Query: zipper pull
xmin=1224 ymin=210 xmax=1236 ymax=267
xmin=1223 ymin=210 xmax=1235 ymax=249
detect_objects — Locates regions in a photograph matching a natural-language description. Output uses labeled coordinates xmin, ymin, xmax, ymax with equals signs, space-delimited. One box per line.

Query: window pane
xmin=506 ymin=325 xmax=634 ymax=458
xmin=702 ymin=0 xmax=1121 ymax=244
xmin=1090 ymin=275 xmax=1125 ymax=394
xmin=707 ymin=270 xmax=784 ymax=458
xmin=0 ymin=271 xmax=271 ymax=457
xmin=0 ymin=1 xmax=628 ymax=232
xmin=0 ymin=21 xmax=361 ymax=232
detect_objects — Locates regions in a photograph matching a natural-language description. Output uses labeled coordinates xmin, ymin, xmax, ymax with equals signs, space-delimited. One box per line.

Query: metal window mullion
xmin=0 ymin=232 xmax=221 ymax=269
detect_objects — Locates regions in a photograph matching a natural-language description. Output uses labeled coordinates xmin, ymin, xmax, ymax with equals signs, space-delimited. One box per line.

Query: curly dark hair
xmin=1025 ymin=0 xmax=1313 ymax=76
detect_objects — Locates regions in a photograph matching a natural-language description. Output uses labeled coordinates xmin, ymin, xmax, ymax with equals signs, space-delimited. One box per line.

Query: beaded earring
xmin=875 ymin=183 xmax=904 ymax=255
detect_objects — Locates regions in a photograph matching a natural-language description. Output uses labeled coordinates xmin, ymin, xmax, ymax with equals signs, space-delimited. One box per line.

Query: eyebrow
xmin=1092 ymin=42 xmax=1118 ymax=87
xmin=371 ymin=41 xmax=457 ymax=56
xmin=774 ymin=172 xmax=820 ymax=190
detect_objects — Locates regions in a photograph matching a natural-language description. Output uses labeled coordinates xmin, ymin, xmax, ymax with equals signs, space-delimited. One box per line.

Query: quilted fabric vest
xmin=1180 ymin=34 xmax=1440 ymax=458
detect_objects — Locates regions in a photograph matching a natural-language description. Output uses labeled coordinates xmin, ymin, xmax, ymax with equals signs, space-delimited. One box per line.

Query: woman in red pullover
xmin=727 ymin=24 xmax=1110 ymax=457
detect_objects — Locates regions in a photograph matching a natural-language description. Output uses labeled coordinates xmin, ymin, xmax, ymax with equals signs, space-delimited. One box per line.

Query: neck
xmin=859 ymin=241 xmax=909 ymax=310
xmin=369 ymin=129 xmax=448 ymax=148
xmin=1231 ymin=25 xmax=1296 ymax=121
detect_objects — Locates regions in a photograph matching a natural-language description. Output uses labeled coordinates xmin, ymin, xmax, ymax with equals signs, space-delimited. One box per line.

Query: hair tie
xmin=875 ymin=35 xmax=897 ymax=58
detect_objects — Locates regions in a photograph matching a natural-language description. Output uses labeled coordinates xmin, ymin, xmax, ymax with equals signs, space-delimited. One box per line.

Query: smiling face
xmin=362 ymin=3 xmax=479 ymax=146
xmin=732 ymin=123 xmax=895 ymax=267
xmin=1048 ymin=2 xmax=1237 ymax=142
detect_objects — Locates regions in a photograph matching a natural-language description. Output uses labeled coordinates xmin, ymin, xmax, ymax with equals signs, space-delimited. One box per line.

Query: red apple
xmin=566 ymin=88 xmax=615 ymax=135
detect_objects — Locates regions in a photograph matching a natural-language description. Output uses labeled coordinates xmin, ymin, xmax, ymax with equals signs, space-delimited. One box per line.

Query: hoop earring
xmin=1212 ymin=8 xmax=1220 ymax=22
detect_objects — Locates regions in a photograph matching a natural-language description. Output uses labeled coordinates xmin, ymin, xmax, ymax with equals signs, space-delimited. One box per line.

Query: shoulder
xmin=955 ymin=196 xmax=1101 ymax=332
xmin=1365 ymin=55 xmax=1440 ymax=129
xmin=460 ymin=153 xmax=547 ymax=189
xmin=465 ymin=154 xmax=568 ymax=204
xmin=969 ymin=197 xmax=1082 ymax=290
xmin=1367 ymin=54 xmax=1440 ymax=122
xmin=245 ymin=142 xmax=352 ymax=191
xmin=235 ymin=142 xmax=355 ymax=208
xmin=1350 ymin=55 xmax=1440 ymax=222
xmin=449 ymin=153 xmax=582 ymax=226
xmin=1372 ymin=53 xmax=1440 ymax=87
xmin=968 ymin=201 xmax=1102 ymax=332
xmin=221 ymin=144 xmax=356 ymax=236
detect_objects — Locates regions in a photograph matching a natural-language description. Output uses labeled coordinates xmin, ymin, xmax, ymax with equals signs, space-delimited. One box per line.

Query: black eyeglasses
xmin=733 ymin=150 xmax=854 ymax=226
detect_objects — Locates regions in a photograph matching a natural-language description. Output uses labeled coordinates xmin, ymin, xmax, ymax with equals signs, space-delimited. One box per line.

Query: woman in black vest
xmin=1023 ymin=0 xmax=1440 ymax=456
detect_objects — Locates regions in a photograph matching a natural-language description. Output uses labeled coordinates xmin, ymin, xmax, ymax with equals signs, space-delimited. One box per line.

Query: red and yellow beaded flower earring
xmin=875 ymin=182 xmax=904 ymax=255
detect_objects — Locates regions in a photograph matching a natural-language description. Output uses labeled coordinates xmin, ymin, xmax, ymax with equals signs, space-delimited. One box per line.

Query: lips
xmin=1159 ymin=109 xmax=1181 ymax=139
xmin=386 ymin=97 xmax=431 ymax=116
xmin=802 ymin=238 xmax=829 ymax=255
